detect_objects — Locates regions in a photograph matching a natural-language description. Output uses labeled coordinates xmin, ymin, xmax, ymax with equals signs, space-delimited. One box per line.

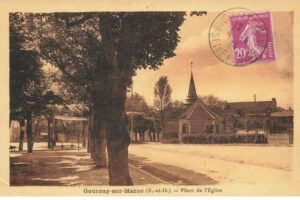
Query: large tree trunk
xmin=26 ymin=111 xmax=33 ymax=153
xmin=18 ymin=119 xmax=25 ymax=151
xmin=104 ymin=75 xmax=132 ymax=185
xmin=105 ymin=113 xmax=132 ymax=185
xmin=91 ymin=104 xmax=107 ymax=167
xmin=99 ymin=13 xmax=142 ymax=185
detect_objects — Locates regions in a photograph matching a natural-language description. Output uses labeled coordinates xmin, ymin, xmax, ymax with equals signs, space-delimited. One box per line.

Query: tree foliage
xmin=126 ymin=92 xmax=150 ymax=114
xmin=10 ymin=13 xmax=65 ymax=153
xmin=11 ymin=12 xmax=186 ymax=185
xmin=201 ymin=95 xmax=227 ymax=109
xmin=164 ymin=100 xmax=186 ymax=120
xmin=154 ymin=76 xmax=172 ymax=111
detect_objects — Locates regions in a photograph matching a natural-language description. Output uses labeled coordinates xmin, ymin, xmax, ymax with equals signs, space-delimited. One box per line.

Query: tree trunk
xmin=90 ymin=111 xmax=96 ymax=159
xmin=33 ymin=117 xmax=41 ymax=143
xmin=142 ymin=132 xmax=145 ymax=141
xmin=18 ymin=119 xmax=25 ymax=151
xmin=148 ymin=131 xmax=153 ymax=141
xmin=81 ymin=121 xmax=87 ymax=147
xmin=87 ymin=110 xmax=93 ymax=153
xmin=134 ymin=131 xmax=137 ymax=142
xmin=48 ymin=117 xmax=55 ymax=150
xmin=104 ymin=79 xmax=132 ymax=185
xmin=99 ymin=14 xmax=141 ymax=185
xmin=26 ymin=111 xmax=33 ymax=153
xmin=52 ymin=119 xmax=57 ymax=147
xmin=89 ymin=65 xmax=110 ymax=166
xmin=47 ymin=118 xmax=52 ymax=149
xmin=50 ymin=120 xmax=54 ymax=149
xmin=91 ymin=106 xmax=107 ymax=167
xmin=160 ymin=101 xmax=164 ymax=143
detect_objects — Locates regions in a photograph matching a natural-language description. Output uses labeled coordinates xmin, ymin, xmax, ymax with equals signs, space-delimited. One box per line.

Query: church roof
xmin=186 ymin=71 xmax=198 ymax=104
xmin=180 ymin=99 xmax=222 ymax=120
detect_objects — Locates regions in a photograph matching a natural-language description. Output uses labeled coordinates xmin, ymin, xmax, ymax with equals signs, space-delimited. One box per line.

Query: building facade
xmin=224 ymin=98 xmax=277 ymax=130
xmin=178 ymin=69 xmax=223 ymax=143
xmin=269 ymin=109 xmax=293 ymax=133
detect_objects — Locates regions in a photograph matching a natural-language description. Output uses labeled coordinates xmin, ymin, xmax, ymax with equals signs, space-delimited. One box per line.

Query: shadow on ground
xmin=10 ymin=147 xmax=217 ymax=186
xmin=129 ymin=154 xmax=217 ymax=185
xmin=10 ymin=149 xmax=161 ymax=186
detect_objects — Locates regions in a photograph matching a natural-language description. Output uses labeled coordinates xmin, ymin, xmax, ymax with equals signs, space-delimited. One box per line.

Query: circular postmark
xmin=209 ymin=8 xmax=272 ymax=66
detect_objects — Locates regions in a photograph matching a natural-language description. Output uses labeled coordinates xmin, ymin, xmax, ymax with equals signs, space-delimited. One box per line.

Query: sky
xmin=132 ymin=12 xmax=293 ymax=109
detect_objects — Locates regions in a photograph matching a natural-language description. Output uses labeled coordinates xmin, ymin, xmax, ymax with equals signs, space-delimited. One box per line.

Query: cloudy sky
xmin=132 ymin=12 xmax=293 ymax=109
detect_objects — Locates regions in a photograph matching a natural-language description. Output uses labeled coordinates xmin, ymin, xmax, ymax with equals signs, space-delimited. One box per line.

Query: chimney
xmin=271 ymin=98 xmax=277 ymax=111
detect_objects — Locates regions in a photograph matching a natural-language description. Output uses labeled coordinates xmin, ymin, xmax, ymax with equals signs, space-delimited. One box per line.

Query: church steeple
xmin=186 ymin=62 xmax=198 ymax=105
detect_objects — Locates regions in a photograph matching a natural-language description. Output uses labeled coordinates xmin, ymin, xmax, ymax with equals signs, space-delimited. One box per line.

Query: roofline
xmin=198 ymin=102 xmax=217 ymax=120
xmin=180 ymin=99 xmax=221 ymax=120
xmin=186 ymin=102 xmax=198 ymax=119
xmin=226 ymin=100 xmax=274 ymax=104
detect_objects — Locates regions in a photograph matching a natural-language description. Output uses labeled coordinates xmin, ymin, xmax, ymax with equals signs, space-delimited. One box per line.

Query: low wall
xmin=267 ymin=133 xmax=293 ymax=145
xmin=182 ymin=134 xmax=268 ymax=144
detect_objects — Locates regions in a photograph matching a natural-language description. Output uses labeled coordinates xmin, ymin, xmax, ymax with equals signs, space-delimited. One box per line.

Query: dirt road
xmin=129 ymin=144 xmax=292 ymax=185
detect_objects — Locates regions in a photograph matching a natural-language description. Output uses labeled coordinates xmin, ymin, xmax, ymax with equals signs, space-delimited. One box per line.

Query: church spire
xmin=186 ymin=62 xmax=198 ymax=105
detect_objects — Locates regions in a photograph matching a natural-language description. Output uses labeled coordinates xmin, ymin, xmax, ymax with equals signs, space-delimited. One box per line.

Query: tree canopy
xmin=10 ymin=12 xmax=186 ymax=185
xmin=126 ymin=92 xmax=150 ymax=114
xmin=10 ymin=14 xmax=62 ymax=121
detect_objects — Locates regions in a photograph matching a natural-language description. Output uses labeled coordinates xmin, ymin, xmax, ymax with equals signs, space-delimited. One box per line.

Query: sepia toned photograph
xmin=1 ymin=2 xmax=298 ymax=195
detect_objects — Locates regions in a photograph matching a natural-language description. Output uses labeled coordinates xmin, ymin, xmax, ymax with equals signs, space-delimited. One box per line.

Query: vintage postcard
xmin=0 ymin=0 xmax=300 ymax=196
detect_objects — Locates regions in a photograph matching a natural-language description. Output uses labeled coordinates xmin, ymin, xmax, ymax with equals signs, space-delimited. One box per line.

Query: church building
xmin=178 ymin=65 xmax=223 ymax=143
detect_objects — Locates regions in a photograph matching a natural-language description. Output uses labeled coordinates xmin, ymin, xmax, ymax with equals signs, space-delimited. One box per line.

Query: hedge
xmin=182 ymin=134 xmax=268 ymax=144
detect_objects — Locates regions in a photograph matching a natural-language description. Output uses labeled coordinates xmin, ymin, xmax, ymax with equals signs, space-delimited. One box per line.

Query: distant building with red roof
xmin=178 ymin=69 xmax=224 ymax=142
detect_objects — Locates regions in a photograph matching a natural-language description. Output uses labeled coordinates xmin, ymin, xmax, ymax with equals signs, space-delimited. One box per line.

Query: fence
xmin=182 ymin=133 xmax=268 ymax=144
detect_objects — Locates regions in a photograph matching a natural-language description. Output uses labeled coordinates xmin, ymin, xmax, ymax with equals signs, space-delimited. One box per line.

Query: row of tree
xmin=10 ymin=11 xmax=214 ymax=185
xmin=10 ymin=12 xmax=186 ymax=185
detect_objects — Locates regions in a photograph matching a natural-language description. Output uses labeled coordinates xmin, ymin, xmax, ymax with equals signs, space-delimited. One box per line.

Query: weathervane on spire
xmin=190 ymin=61 xmax=193 ymax=72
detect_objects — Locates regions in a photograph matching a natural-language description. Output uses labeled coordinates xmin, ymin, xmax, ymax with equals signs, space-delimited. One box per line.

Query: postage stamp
xmin=230 ymin=12 xmax=275 ymax=65
xmin=209 ymin=9 xmax=276 ymax=66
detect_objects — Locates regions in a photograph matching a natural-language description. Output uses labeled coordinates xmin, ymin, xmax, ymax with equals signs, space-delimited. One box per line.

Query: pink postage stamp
xmin=230 ymin=12 xmax=275 ymax=65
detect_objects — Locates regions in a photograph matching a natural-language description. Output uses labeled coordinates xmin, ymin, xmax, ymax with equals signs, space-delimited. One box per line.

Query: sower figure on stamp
xmin=239 ymin=16 xmax=266 ymax=60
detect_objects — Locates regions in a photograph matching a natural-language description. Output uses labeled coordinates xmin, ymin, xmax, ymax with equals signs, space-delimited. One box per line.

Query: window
xmin=182 ymin=124 xmax=188 ymax=134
